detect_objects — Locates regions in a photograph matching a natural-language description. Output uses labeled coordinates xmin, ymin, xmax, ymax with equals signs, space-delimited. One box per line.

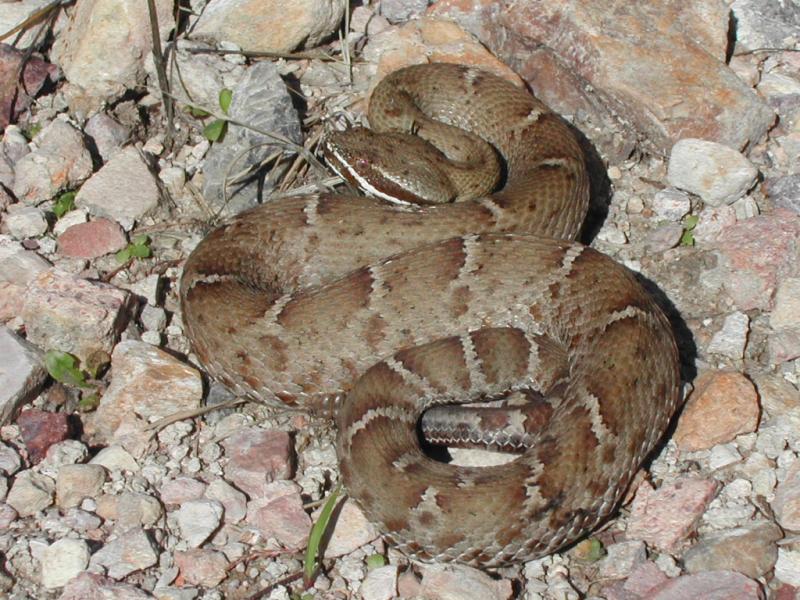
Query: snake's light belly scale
xmin=180 ymin=63 xmax=681 ymax=566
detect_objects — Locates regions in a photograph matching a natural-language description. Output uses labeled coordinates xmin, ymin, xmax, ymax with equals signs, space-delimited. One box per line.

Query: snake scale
xmin=180 ymin=63 xmax=681 ymax=566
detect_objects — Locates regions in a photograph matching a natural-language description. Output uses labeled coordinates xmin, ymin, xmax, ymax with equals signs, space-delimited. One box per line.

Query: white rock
xmin=89 ymin=445 xmax=140 ymax=472
xmin=359 ymin=565 xmax=398 ymax=600
xmin=41 ymin=538 xmax=90 ymax=589
xmin=775 ymin=548 xmax=800 ymax=586
xmin=89 ymin=527 xmax=158 ymax=579
xmin=5 ymin=205 xmax=48 ymax=239
xmin=5 ymin=470 xmax=54 ymax=516
xmin=667 ymin=138 xmax=759 ymax=206
xmin=0 ymin=0 xmax=53 ymax=49
xmin=707 ymin=312 xmax=750 ymax=359
xmin=176 ymin=499 xmax=224 ymax=547
xmin=53 ymin=209 xmax=89 ymax=236
xmin=0 ymin=326 xmax=47 ymax=425
xmin=652 ymin=188 xmax=692 ymax=221
xmin=771 ymin=278 xmax=800 ymax=330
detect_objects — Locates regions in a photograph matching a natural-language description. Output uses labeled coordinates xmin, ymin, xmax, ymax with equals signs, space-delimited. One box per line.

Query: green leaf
xmin=219 ymin=88 xmax=233 ymax=114
xmin=132 ymin=234 xmax=150 ymax=246
xmin=680 ymin=228 xmax=695 ymax=246
xmin=115 ymin=247 xmax=132 ymax=263
xmin=44 ymin=350 xmax=88 ymax=388
xmin=129 ymin=243 xmax=152 ymax=258
xmin=203 ymin=119 xmax=227 ymax=142
xmin=78 ymin=392 xmax=100 ymax=412
xmin=680 ymin=214 xmax=699 ymax=247
xmin=53 ymin=191 xmax=77 ymax=219
xmin=572 ymin=537 xmax=605 ymax=562
xmin=304 ymin=483 xmax=342 ymax=587
xmin=187 ymin=106 xmax=210 ymax=118
xmin=366 ymin=554 xmax=387 ymax=570
xmin=683 ymin=214 xmax=699 ymax=230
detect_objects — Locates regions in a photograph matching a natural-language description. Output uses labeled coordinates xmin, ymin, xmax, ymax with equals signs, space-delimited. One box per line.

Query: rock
xmin=652 ymin=188 xmax=691 ymax=222
xmin=359 ymin=565 xmax=398 ymax=600
xmin=89 ymin=445 xmax=140 ymax=472
xmin=114 ymin=492 xmax=163 ymax=532
xmin=731 ymin=0 xmax=800 ymax=54
xmin=159 ymin=477 xmax=207 ymax=505
xmin=667 ymin=139 xmax=759 ymax=207
xmin=245 ymin=480 xmax=311 ymax=548
xmin=89 ymin=527 xmax=158 ymax=579
xmin=57 ymin=219 xmax=127 ymax=259
xmin=222 ymin=427 xmax=294 ymax=498
xmin=17 ymin=409 xmax=70 ymax=464
xmin=5 ymin=470 xmax=55 ymax=516
xmin=713 ymin=209 xmax=800 ymax=311
xmin=59 ymin=572 xmax=152 ymax=599
xmin=682 ymin=521 xmax=782 ymax=579
xmin=418 ymin=563 xmax=513 ymax=600
xmin=0 ymin=502 xmax=17 ymax=529
xmin=775 ymin=548 xmax=800 ymax=586
xmin=204 ymin=478 xmax=247 ymax=524
xmin=767 ymin=329 xmax=800 ymax=365
xmin=62 ymin=508 xmax=102 ymax=532
xmin=12 ymin=119 xmax=93 ymax=205
xmin=626 ymin=478 xmax=719 ymax=551
xmin=643 ymin=223 xmax=683 ymax=254
xmin=752 ymin=372 xmax=800 ymax=417
xmin=0 ymin=326 xmax=47 ymax=425
xmin=84 ymin=113 xmax=130 ymax=161
xmin=75 ymin=147 xmax=160 ymax=231
xmin=773 ymin=462 xmax=800 ymax=532
xmin=706 ymin=312 xmax=750 ymax=360
xmin=0 ymin=443 xmax=21 ymax=475
xmin=771 ymin=278 xmax=800 ymax=331
xmin=674 ymin=371 xmax=760 ymax=451
xmin=650 ymin=570 xmax=764 ymax=599
xmin=429 ymin=2 xmax=775 ymax=155
xmin=0 ymin=43 xmax=58 ymax=129
xmin=193 ymin=0 xmax=346 ymax=54
xmin=176 ymin=499 xmax=224 ymax=547
xmin=381 ymin=0 xmax=429 ymax=23
xmin=0 ymin=1 xmax=56 ymax=50
xmin=765 ymin=174 xmax=800 ymax=215
xmin=596 ymin=540 xmax=647 ymax=580
xmin=5 ymin=205 xmax=48 ymax=239
xmin=89 ymin=341 xmax=202 ymax=445
xmin=320 ymin=498 xmax=380 ymax=559
xmin=140 ymin=305 xmax=167 ymax=333
xmin=0 ymin=237 xmax=51 ymax=323
xmin=173 ymin=548 xmax=229 ymax=587
xmin=51 ymin=0 xmax=175 ymax=109
xmin=202 ymin=61 xmax=302 ymax=214
xmin=41 ymin=538 xmax=91 ymax=589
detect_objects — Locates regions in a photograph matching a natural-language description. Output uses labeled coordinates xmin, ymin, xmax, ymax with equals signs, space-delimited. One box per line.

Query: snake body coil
xmin=181 ymin=63 xmax=681 ymax=566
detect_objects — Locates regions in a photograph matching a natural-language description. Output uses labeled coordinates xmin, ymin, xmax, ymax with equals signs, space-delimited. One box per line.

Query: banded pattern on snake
xmin=180 ymin=63 xmax=681 ymax=566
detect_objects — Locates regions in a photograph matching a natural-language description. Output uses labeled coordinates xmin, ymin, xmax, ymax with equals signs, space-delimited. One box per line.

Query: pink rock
xmin=222 ymin=428 xmax=294 ymax=499
xmin=714 ymin=209 xmax=800 ymax=311
xmin=245 ymin=481 xmax=311 ymax=549
xmin=59 ymin=572 xmax=151 ymax=600
xmin=57 ymin=218 xmax=127 ymax=259
xmin=159 ymin=476 xmax=207 ymax=505
xmin=16 ymin=408 xmax=71 ymax=465
xmin=0 ymin=502 xmax=18 ymax=529
xmin=650 ymin=570 xmax=764 ymax=600
xmin=674 ymin=370 xmax=760 ymax=451
xmin=626 ymin=478 xmax=719 ymax=551
xmin=0 ymin=44 xmax=59 ymax=129
xmin=174 ymin=548 xmax=229 ymax=588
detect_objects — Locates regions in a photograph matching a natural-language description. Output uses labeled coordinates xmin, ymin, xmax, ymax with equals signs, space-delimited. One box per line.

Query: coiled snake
xmin=180 ymin=63 xmax=681 ymax=566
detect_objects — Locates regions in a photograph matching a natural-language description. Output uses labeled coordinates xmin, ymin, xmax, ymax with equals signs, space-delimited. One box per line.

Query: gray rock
xmin=84 ymin=113 xmax=130 ymax=161
xmin=707 ymin=312 xmax=750 ymax=359
xmin=12 ymin=119 xmax=93 ymax=205
xmin=5 ymin=205 xmax=48 ymax=239
xmin=205 ymin=478 xmax=246 ymax=524
xmin=683 ymin=521 xmax=781 ymax=579
xmin=176 ymin=499 xmax=224 ymax=547
xmin=41 ymin=538 xmax=90 ymax=589
xmin=89 ymin=445 xmax=140 ymax=472
xmin=5 ymin=470 xmax=54 ymax=517
xmin=0 ymin=235 xmax=51 ymax=286
xmin=75 ymin=147 xmax=160 ymax=231
xmin=359 ymin=564 xmax=398 ymax=600
xmin=115 ymin=492 xmax=164 ymax=532
xmin=381 ymin=0 xmax=430 ymax=23
xmin=202 ymin=61 xmax=302 ymax=215
xmin=0 ymin=327 xmax=47 ymax=426
xmin=775 ymin=548 xmax=800 ymax=586
xmin=89 ymin=527 xmax=158 ymax=579
xmin=652 ymin=188 xmax=692 ymax=221
xmin=764 ymin=174 xmax=800 ymax=215
xmin=0 ymin=443 xmax=21 ymax=476
xmin=771 ymin=277 xmax=800 ymax=330
xmin=732 ymin=0 xmax=800 ymax=54
xmin=56 ymin=464 xmax=107 ymax=509
xmin=59 ymin=572 xmax=153 ymax=599
xmin=667 ymin=139 xmax=759 ymax=206
xmin=0 ymin=0 xmax=54 ymax=49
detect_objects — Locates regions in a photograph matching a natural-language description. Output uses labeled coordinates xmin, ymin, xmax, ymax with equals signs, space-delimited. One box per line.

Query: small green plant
xmin=303 ymin=483 xmax=342 ymax=588
xmin=572 ymin=538 xmax=605 ymax=562
xmin=201 ymin=88 xmax=233 ymax=142
xmin=366 ymin=554 xmax=387 ymax=570
xmin=115 ymin=234 xmax=152 ymax=263
xmin=53 ymin=191 xmax=77 ymax=219
xmin=680 ymin=214 xmax=699 ymax=246
xmin=44 ymin=350 xmax=91 ymax=388
xmin=23 ymin=122 xmax=43 ymax=140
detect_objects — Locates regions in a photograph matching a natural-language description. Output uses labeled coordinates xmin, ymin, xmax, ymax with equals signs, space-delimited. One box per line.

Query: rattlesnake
xmin=180 ymin=63 xmax=681 ymax=566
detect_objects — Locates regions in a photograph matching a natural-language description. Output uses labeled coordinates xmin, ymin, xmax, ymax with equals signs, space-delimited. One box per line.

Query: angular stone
xmin=57 ymin=218 xmax=127 ymax=259
xmin=771 ymin=278 xmax=800 ymax=331
xmin=89 ymin=341 xmax=202 ymax=444
xmin=0 ymin=42 xmax=58 ymax=129
xmin=649 ymin=570 xmax=764 ymax=599
xmin=89 ymin=527 xmax=158 ymax=579
xmin=75 ymin=147 xmax=160 ymax=230
xmin=222 ymin=427 xmax=294 ymax=499
xmin=731 ymin=0 xmax=800 ymax=54
xmin=176 ymin=499 xmax=224 ymax=547
xmin=5 ymin=470 xmax=55 ymax=517
xmin=674 ymin=371 xmax=759 ymax=451
xmin=360 ymin=565 xmax=399 ymax=600
xmin=5 ymin=205 xmax=48 ymax=239
xmin=773 ymin=462 xmax=800 ymax=532
xmin=41 ymin=538 xmax=90 ymax=589
xmin=84 ymin=113 xmax=130 ymax=161
xmin=319 ymin=498 xmax=380 ymax=559
xmin=17 ymin=409 xmax=71 ymax=465
xmin=89 ymin=445 xmax=140 ymax=472
xmin=159 ymin=477 xmax=207 ymax=505
xmin=683 ymin=521 xmax=782 ymax=579
xmin=667 ymin=139 xmax=759 ymax=207
xmin=193 ymin=0 xmax=346 ymax=54
xmin=11 ymin=119 xmax=93 ymax=205
xmin=174 ymin=548 xmax=229 ymax=588
xmin=419 ymin=563 xmax=513 ymax=600
xmin=245 ymin=480 xmax=311 ymax=548
xmin=626 ymin=478 xmax=719 ymax=551
xmin=50 ymin=0 xmax=175 ymax=107
xmin=59 ymin=572 xmax=152 ymax=600
xmin=706 ymin=312 xmax=750 ymax=360
xmin=205 ymin=478 xmax=247 ymax=524
xmin=114 ymin=492 xmax=163 ymax=532
xmin=0 ymin=326 xmax=47 ymax=425
xmin=21 ymin=269 xmax=133 ymax=363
